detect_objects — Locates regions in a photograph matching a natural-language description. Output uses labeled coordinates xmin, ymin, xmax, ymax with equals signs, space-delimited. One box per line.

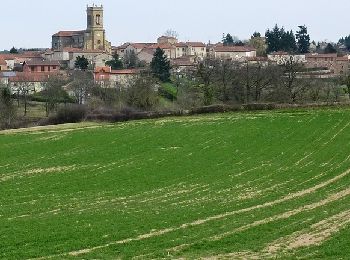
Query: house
xmin=93 ymin=66 xmax=139 ymax=87
xmin=137 ymin=48 xmax=155 ymax=64
xmin=175 ymin=42 xmax=206 ymax=59
xmin=211 ymin=46 xmax=257 ymax=60
xmin=171 ymin=56 xmax=197 ymax=72
xmin=23 ymin=60 xmax=60 ymax=73
xmin=7 ymin=72 xmax=62 ymax=93
xmin=147 ymin=43 xmax=176 ymax=59
xmin=124 ymin=43 xmax=155 ymax=56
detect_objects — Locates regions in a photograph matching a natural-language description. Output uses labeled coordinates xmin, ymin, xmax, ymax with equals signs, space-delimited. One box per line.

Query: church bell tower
xmin=85 ymin=4 xmax=106 ymax=51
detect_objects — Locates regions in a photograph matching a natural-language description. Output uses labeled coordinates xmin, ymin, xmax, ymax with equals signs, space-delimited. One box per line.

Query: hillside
xmin=1 ymin=109 xmax=350 ymax=259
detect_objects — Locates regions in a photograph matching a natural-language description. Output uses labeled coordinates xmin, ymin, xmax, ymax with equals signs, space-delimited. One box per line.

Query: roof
xmin=25 ymin=60 xmax=60 ymax=66
xmin=111 ymin=69 xmax=139 ymax=75
xmin=336 ymin=56 xmax=349 ymax=62
xmin=213 ymin=46 xmax=256 ymax=52
xmin=53 ymin=30 xmax=86 ymax=37
xmin=8 ymin=72 xmax=59 ymax=82
xmin=171 ymin=57 xmax=195 ymax=67
xmin=129 ymin=43 xmax=155 ymax=49
xmin=185 ymin=42 xmax=206 ymax=47
xmin=147 ymin=43 xmax=175 ymax=50
xmin=139 ymin=48 xmax=155 ymax=55
xmin=94 ymin=66 xmax=112 ymax=73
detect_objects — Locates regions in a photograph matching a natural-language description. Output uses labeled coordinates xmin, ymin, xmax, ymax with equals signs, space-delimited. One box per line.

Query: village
xmin=0 ymin=4 xmax=349 ymax=94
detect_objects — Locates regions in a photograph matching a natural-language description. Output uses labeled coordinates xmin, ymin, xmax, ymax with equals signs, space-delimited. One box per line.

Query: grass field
xmin=1 ymin=108 xmax=350 ymax=259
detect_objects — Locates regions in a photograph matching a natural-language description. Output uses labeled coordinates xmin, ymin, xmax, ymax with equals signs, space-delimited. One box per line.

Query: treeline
xmin=1 ymin=50 xmax=350 ymax=130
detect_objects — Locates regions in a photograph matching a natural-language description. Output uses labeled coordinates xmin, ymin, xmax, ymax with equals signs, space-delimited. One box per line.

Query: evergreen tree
xmin=74 ymin=55 xmax=89 ymax=70
xmin=9 ymin=47 xmax=18 ymax=54
xmin=296 ymin=25 xmax=310 ymax=53
xmin=105 ymin=53 xmax=123 ymax=70
xmin=265 ymin=24 xmax=282 ymax=53
xmin=265 ymin=25 xmax=297 ymax=53
xmin=252 ymin=32 xmax=261 ymax=38
xmin=282 ymin=30 xmax=297 ymax=53
xmin=324 ymin=43 xmax=337 ymax=54
xmin=150 ymin=48 xmax=171 ymax=82
xmin=339 ymin=35 xmax=350 ymax=51
xmin=223 ymin=33 xmax=234 ymax=46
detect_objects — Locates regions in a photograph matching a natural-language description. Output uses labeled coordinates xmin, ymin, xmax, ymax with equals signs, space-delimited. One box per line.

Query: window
xmin=31 ymin=66 xmax=35 ymax=72
xmin=96 ymin=14 xmax=101 ymax=25
xmin=53 ymin=66 xmax=56 ymax=70
xmin=41 ymin=66 xmax=45 ymax=72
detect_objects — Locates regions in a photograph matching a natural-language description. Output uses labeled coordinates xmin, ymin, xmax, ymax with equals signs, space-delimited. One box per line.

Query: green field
xmin=1 ymin=108 xmax=350 ymax=259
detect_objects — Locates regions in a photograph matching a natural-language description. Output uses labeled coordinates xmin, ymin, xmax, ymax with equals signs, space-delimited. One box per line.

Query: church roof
xmin=53 ymin=30 xmax=85 ymax=37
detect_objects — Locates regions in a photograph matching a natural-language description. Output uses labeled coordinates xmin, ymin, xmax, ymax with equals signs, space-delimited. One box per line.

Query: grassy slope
xmin=1 ymin=109 xmax=350 ymax=259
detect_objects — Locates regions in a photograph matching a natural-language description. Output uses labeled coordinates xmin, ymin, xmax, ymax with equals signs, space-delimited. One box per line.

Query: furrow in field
xmin=38 ymin=167 xmax=350 ymax=258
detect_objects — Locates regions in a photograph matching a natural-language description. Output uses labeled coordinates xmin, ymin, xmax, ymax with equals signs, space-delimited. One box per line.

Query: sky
xmin=1 ymin=0 xmax=349 ymax=50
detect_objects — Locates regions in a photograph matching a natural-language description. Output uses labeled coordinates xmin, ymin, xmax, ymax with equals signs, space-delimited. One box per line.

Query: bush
xmin=46 ymin=104 xmax=87 ymax=125
xmin=190 ymin=104 xmax=242 ymax=115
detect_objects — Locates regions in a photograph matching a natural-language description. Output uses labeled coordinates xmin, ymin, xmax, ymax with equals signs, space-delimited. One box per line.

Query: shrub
xmin=47 ymin=104 xmax=87 ymax=125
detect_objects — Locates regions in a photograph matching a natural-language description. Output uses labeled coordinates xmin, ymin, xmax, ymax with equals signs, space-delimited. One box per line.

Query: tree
xmin=74 ymin=55 xmax=89 ymax=70
xmin=150 ymin=48 xmax=171 ymax=82
xmin=223 ymin=33 xmax=234 ymax=46
xmin=105 ymin=53 xmax=123 ymax=70
xmin=265 ymin=25 xmax=297 ymax=53
xmin=124 ymin=51 xmax=141 ymax=69
xmin=324 ymin=43 xmax=337 ymax=54
xmin=0 ymin=86 xmax=16 ymax=128
xmin=126 ymin=76 xmax=158 ymax=110
xmin=9 ymin=47 xmax=18 ymax=54
xmin=69 ymin=71 xmax=95 ymax=104
xmin=196 ymin=58 xmax=217 ymax=105
xmin=164 ymin=29 xmax=179 ymax=39
xmin=342 ymin=74 xmax=350 ymax=100
xmin=43 ymin=76 xmax=70 ymax=116
xmin=249 ymin=36 xmax=267 ymax=56
xmin=252 ymin=32 xmax=261 ymax=38
xmin=296 ymin=25 xmax=310 ymax=54
xmin=339 ymin=35 xmax=350 ymax=51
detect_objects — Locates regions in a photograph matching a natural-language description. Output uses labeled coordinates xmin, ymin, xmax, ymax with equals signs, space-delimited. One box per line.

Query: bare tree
xmin=0 ymin=86 xmax=16 ymax=128
xmin=164 ymin=29 xmax=179 ymax=39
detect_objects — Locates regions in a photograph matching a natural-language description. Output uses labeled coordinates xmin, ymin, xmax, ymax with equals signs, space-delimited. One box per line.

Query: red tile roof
xmin=147 ymin=43 xmax=175 ymax=50
xmin=111 ymin=69 xmax=139 ymax=75
xmin=8 ymin=72 xmax=60 ymax=82
xmin=94 ymin=66 xmax=112 ymax=73
xmin=25 ymin=60 xmax=60 ymax=66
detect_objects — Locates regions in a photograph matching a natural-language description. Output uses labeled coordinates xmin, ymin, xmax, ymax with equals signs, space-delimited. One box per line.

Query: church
xmin=52 ymin=5 xmax=112 ymax=54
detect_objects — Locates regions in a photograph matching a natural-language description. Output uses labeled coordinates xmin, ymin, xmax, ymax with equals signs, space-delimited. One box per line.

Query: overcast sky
xmin=1 ymin=0 xmax=349 ymax=50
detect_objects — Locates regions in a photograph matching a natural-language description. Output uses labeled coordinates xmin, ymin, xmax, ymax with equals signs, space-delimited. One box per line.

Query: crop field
xmin=1 ymin=108 xmax=350 ymax=259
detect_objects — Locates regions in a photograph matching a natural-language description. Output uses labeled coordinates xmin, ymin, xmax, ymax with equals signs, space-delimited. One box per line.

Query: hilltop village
xmin=0 ymin=5 xmax=349 ymax=92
